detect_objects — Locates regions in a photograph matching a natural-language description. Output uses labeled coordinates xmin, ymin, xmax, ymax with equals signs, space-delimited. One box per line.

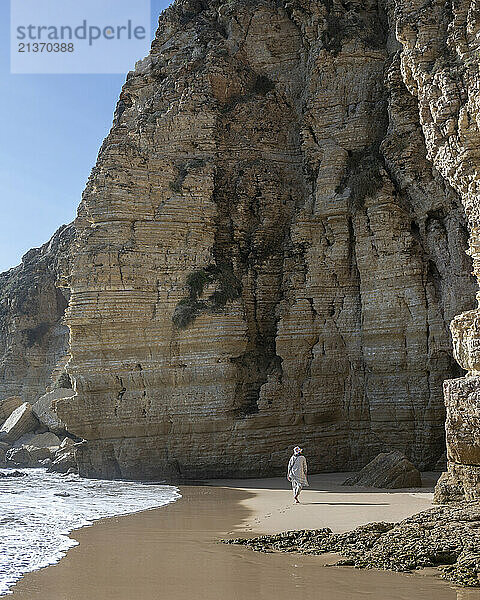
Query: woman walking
xmin=287 ymin=446 xmax=308 ymax=503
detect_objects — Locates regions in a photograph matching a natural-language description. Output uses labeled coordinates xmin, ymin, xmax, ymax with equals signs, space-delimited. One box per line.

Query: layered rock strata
xmin=0 ymin=224 xmax=74 ymax=403
xmin=57 ymin=0 xmax=477 ymax=479
xmin=383 ymin=0 xmax=480 ymax=501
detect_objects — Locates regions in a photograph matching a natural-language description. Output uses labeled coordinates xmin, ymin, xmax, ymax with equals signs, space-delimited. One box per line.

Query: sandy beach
xmin=6 ymin=473 xmax=480 ymax=600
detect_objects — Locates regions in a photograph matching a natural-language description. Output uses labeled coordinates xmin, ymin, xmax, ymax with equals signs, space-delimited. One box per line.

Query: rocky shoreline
xmin=224 ymin=502 xmax=480 ymax=588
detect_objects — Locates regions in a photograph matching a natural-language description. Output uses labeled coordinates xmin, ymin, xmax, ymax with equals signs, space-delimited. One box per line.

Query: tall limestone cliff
xmin=0 ymin=225 xmax=74 ymax=404
xmin=51 ymin=0 xmax=478 ymax=480
xmin=383 ymin=0 xmax=480 ymax=502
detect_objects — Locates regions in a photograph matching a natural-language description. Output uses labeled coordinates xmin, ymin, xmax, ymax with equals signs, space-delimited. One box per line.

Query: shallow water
xmin=0 ymin=468 xmax=180 ymax=596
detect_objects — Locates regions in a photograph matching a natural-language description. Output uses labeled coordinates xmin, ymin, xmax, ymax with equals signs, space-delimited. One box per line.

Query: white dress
xmin=287 ymin=454 xmax=309 ymax=487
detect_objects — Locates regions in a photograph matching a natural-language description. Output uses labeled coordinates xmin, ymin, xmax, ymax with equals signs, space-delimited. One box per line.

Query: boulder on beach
xmin=5 ymin=431 xmax=62 ymax=467
xmin=48 ymin=452 xmax=77 ymax=474
xmin=48 ymin=438 xmax=78 ymax=474
xmin=0 ymin=397 xmax=24 ymax=423
xmin=27 ymin=432 xmax=61 ymax=449
xmin=6 ymin=447 xmax=32 ymax=467
xmin=12 ymin=433 xmax=36 ymax=448
xmin=6 ymin=444 xmax=58 ymax=467
xmin=32 ymin=389 xmax=73 ymax=435
xmin=25 ymin=446 xmax=56 ymax=463
xmin=342 ymin=450 xmax=422 ymax=489
xmin=0 ymin=403 xmax=39 ymax=445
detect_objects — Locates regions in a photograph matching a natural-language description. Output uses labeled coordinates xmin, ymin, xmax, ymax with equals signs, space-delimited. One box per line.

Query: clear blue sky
xmin=0 ymin=0 xmax=170 ymax=273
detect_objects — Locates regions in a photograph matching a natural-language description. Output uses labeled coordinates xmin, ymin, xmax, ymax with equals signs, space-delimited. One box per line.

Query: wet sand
xmin=7 ymin=473 xmax=480 ymax=600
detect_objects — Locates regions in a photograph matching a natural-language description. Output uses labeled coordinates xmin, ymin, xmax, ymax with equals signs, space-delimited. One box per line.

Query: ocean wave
xmin=0 ymin=468 xmax=180 ymax=596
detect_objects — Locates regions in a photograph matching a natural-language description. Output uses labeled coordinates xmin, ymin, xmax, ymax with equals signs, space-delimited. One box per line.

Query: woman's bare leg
xmin=293 ymin=482 xmax=301 ymax=503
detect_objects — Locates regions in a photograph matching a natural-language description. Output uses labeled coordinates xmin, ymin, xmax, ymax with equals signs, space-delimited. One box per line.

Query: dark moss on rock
xmin=173 ymin=264 xmax=242 ymax=328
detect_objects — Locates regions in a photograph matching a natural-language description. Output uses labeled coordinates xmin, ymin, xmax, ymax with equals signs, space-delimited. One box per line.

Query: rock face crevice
xmin=48 ymin=0 xmax=477 ymax=480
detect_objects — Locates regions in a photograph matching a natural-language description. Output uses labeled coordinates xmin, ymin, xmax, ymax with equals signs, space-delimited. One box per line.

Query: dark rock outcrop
xmin=0 ymin=470 xmax=27 ymax=478
xmin=5 ymin=447 xmax=34 ymax=467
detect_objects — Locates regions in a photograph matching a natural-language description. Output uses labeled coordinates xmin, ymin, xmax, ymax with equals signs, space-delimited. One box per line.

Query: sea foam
xmin=0 ymin=468 xmax=180 ymax=596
